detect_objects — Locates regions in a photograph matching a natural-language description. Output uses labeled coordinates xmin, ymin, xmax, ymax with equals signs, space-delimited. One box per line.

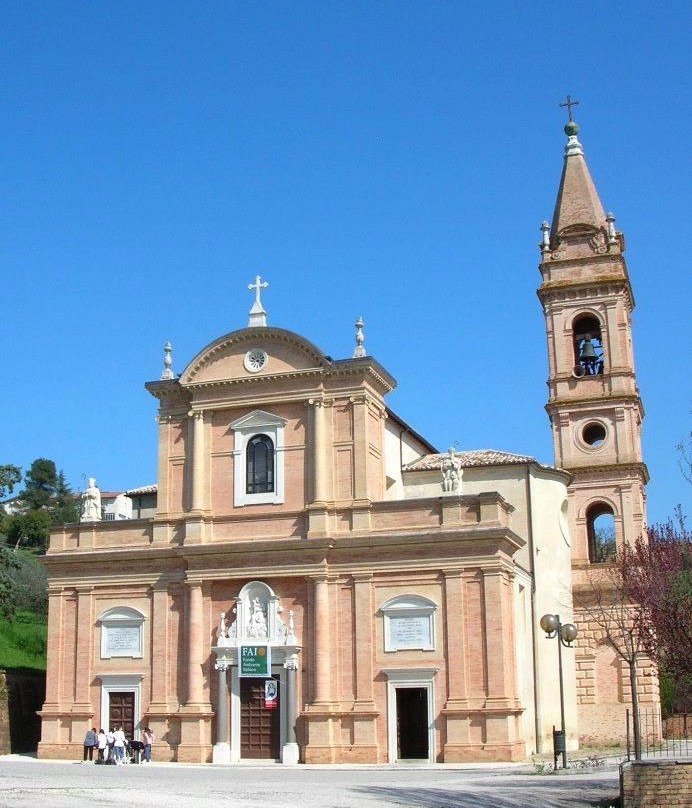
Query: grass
xmin=0 ymin=609 xmax=47 ymax=670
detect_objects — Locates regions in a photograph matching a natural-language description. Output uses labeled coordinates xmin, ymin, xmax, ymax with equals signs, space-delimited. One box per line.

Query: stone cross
xmin=248 ymin=275 xmax=269 ymax=327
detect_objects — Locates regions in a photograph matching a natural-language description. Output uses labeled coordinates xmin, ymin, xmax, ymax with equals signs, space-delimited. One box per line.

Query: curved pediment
xmin=179 ymin=327 xmax=330 ymax=386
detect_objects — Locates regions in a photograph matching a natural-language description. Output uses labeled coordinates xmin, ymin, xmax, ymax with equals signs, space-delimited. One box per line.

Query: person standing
xmin=82 ymin=727 xmax=97 ymax=762
xmin=106 ymin=728 xmax=115 ymax=761
xmin=96 ymin=729 xmax=107 ymax=762
xmin=142 ymin=727 xmax=155 ymax=764
xmin=113 ymin=726 xmax=126 ymax=764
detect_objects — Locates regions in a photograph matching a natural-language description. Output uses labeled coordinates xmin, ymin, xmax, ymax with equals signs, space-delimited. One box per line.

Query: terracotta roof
xmin=124 ymin=484 xmax=157 ymax=496
xmin=403 ymin=449 xmax=541 ymax=472
xmin=551 ymin=130 xmax=605 ymax=236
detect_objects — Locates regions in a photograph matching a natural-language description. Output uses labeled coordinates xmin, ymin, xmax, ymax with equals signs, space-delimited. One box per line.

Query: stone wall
xmin=622 ymin=760 xmax=692 ymax=808
xmin=573 ymin=606 xmax=660 ymax=745
xmin=0 ymin=671 xmax=9 ymax=755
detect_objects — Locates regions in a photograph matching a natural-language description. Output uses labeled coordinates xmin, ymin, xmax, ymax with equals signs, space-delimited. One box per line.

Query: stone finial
xmin=248 ymin=275 xmax=269 ymax=327
xmin=160 ymin=341 xmax=174 ymax=380
xmin=353 ymin=317 xmax=366 ymax=358
xmin=606 ymin=211 xmax=617 ymax=245
xmin=540 ymin=221 xmax=551 ymax=252
xmin=564 ymin=122 xmax=584 ymax=157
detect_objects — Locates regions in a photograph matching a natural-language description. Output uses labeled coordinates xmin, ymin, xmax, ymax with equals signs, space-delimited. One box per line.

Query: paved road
xmin=0 ymin=758 xmax=619 ymax=808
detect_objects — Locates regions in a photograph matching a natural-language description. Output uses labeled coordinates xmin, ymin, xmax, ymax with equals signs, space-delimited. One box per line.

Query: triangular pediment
xmin=230 ymin=409 xmax=286 ymax=430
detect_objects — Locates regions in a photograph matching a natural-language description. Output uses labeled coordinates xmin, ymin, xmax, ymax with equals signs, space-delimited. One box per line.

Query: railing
xmin=626 ymin=707 xmax=692 ymax=760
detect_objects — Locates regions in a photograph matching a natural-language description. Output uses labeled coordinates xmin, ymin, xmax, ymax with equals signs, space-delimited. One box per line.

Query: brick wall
xmin=622 ymin=760 xmax=692 ymax=807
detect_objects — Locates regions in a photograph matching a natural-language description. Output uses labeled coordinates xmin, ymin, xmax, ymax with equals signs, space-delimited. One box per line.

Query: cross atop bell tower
xmin=537 ymin=114 xmax=647 ymax=566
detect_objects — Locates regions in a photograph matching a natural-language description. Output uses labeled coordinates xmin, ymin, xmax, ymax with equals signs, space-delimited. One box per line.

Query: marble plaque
xmin=104 ymin=624 xmax=141 ymax=657
xmin=388 ymin=615 xmax=432 ymax=649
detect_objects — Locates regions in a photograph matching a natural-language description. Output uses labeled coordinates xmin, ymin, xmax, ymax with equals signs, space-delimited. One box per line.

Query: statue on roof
xmin=80 ymin=478 xmax=102 ymax=521
xmin=441 ymin=448 xmax=461 ymax=493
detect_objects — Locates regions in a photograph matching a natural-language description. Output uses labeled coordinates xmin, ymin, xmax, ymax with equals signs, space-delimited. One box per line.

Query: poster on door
xmin=238 ymin=644 xmax=271 ymax=677
xmin=264 ymin=679 xmax=277 ymax=708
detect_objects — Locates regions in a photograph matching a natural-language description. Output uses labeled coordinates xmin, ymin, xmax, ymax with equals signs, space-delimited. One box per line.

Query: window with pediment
xmin=231 ymin=410 xmax=285 ymax=506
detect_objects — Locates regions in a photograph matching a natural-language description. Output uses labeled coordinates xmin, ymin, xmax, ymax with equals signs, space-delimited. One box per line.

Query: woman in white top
xmin=112 ymin=727 xmax=126 ymax=763
xmin=96 ymin=729 xmax=108 ymax=762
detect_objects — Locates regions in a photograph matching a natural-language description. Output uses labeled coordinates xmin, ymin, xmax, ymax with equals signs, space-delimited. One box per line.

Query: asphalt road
xmin=0 ymin=758 xmax=620 ymax=808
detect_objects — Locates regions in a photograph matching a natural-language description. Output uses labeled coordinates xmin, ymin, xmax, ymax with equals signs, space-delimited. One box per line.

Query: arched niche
xmin=220 ymin=581 xmax=296 ymax=646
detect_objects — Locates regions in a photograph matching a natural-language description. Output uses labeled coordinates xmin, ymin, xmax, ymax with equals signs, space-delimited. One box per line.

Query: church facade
xmin=37 ymin=120 xmax=657 ymax=764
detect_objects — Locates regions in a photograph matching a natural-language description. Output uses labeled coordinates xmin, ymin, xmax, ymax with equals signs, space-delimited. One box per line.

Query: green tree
xmin=0 ymin=547 xmax=21 ymax=619
xmin=4 ymin=510 xmax=52 ymax=550
xmin=20 ymin=458 xmax=58 ymax=510
xmin=51 ymin=470 xmax=79 ymax=524
xmin=0 ymin=464 xmax=21 ymax=502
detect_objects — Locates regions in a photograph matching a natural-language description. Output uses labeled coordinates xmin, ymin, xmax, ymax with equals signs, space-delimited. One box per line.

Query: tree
xmin=0 ymin=464 xmax=22 ymax=502
xmin=618 ymin=507 xmax=692 ymax=713
xmin=576 ymin=566 xmax=649 ymax=759
xmin=0 ymin=547 xmax=21 ymax=619
xmin=20 ymin=458 xmax=58 ymax=510
xmin=3 ymin=510 xmax=52 ymax=550
xmin=51 ymin=470 xmax=80 ymax=524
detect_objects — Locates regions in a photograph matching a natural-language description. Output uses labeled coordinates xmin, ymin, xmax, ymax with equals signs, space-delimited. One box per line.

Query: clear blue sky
xmin=1 ymin=2 xmax=690 ymax=522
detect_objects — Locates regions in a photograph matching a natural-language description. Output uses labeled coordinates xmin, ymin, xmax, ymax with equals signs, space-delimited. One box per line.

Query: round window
xmin=582 ymin=422 xmax=606 ymax=447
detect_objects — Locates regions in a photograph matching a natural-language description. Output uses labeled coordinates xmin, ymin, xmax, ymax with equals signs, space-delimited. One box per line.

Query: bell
xmin=579 ymin=336 xmax=596 ymax=359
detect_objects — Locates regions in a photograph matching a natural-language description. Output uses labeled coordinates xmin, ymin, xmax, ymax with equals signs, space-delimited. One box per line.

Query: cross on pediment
xmin=247 ymin=275 xmax=269 ymax=327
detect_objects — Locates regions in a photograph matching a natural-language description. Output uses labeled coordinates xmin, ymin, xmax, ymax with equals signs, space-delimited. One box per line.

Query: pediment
xmin=179 ymin=327 xmax=330 ymax=386
xmin=230 ymin=409 xmax=286 ymax=430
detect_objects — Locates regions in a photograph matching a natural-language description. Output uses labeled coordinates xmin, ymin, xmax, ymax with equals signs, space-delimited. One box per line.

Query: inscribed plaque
xmin=105 ymin=625 xmax=141 ymax=656
xmin=388 ymin=615 xmax=431 ymax=649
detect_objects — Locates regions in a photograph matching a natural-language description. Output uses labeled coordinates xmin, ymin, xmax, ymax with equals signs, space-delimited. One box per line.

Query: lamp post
xmin=540 ymin=613 xmax=577 ymax=769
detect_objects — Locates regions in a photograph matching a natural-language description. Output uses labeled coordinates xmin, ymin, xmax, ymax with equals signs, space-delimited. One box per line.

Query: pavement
xmin=0 ymin=756 xmax=621 ymax=808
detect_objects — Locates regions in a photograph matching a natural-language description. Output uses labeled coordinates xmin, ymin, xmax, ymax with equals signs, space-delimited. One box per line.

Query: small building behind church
xmin=38 ymin=119 xmax=658 ymax=764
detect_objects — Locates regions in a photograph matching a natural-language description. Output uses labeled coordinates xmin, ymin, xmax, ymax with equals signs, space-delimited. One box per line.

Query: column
xmin=312 ymin=400 xmax=326 ymax=503
xmin=482 ymin=570 xmax=516 ymax=702
xmin=155 ymin=414 xmax=170 ymax=515
xmin=43 ymin=591 xmax=64 ymax=709
xmin=186 ymin=582 xmax=204 ymax=705
xmin=73 ymin=588 xmax=93 ymax=709
xmin=189 ymin=409 xmax=205 ymax=511
xmin=282 ymin=655 xmax=299 ymax=764
xmin=149 ymin=584 xmax=169 ymax=708
xmin=444 ymin=570 xmax=468 ymax=703
xmin=351 ymin=395 xmax=368 ymax=500
xmin=312 ymin=576 xmax=331 ymax=704
xmin=212 ymin=661 xmax=231 ymax=764
xmin=353 ymin=574 xmax=374 ymax=704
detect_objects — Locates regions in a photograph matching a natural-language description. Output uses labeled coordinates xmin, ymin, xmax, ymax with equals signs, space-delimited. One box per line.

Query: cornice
xmin=537 ymin=277 xmax=634 ymax=310
xmin=567 ymin=461 xmax=649 ymax=484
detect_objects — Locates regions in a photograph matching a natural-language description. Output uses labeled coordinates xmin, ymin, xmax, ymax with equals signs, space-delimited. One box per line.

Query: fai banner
xmin=264 ymin=679 xmax=278 ymax=708
xmin=238 ymin=645 xmax=271 ymax=677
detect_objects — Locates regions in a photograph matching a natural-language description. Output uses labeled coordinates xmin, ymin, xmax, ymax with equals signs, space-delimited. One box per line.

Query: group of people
xmin=82 ymin=727 xmax=155 ymax=764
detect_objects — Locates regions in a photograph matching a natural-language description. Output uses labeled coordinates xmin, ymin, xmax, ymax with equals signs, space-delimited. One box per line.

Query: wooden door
xmin=108 ymin=692 xmax=135 ymax=740
xmin=396 ymin=687 xmax=429 ymax=759
xmin=240 ymin=676 xmax=280 ymax=759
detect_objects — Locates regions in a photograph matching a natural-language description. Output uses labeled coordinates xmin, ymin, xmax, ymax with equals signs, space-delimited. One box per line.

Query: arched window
xmin=246 ymin=434 xmax=275 ymax=494
xmin=573 ymin=314 xmax=604 ymax=376
xmin=586 ymin=502 xmax=616 ymax=563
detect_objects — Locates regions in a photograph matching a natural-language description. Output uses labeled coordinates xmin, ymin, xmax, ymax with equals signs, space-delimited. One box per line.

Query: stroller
xmin=127 ymin=740 xmax=145 ymax=764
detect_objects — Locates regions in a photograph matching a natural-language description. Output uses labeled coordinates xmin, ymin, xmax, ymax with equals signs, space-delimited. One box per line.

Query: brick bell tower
xmin=538 ymin=113 xmax=648 ymax=565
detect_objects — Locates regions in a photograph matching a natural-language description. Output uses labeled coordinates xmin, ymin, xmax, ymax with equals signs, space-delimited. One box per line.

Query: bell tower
xmin=538 ymin=116 xmax=648 ymax=565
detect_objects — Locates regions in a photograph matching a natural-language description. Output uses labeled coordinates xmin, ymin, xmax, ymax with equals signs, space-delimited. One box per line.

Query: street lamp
xmin=540 ymin=613 xmax=577 ymax=769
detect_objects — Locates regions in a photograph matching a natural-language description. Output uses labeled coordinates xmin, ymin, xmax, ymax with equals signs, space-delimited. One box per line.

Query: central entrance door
xmin=240 ymin=676 xmax=280 ymax=759
xmin=396 ymin=687 xmax=429 ymax=760
xmin=108 ymin=692 xmax=135 ymax=739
